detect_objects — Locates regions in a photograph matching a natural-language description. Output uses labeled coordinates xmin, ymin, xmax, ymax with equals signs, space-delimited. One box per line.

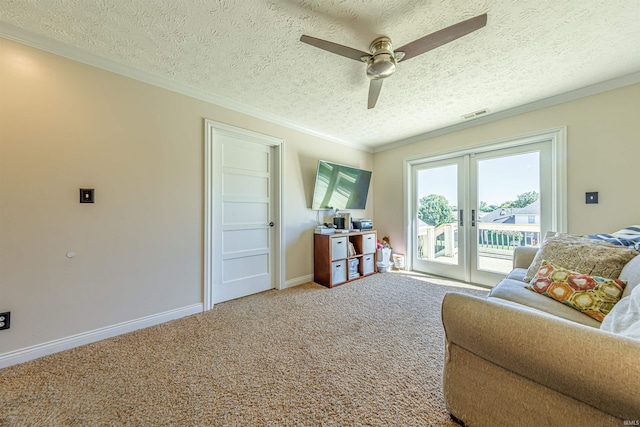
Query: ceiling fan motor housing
xmin=366 ymin=37 xmax=398 ymax=80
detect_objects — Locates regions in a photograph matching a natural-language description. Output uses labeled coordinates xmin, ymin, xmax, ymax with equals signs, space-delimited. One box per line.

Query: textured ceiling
xmin=2 ymin=1 xmax=640 ymax=150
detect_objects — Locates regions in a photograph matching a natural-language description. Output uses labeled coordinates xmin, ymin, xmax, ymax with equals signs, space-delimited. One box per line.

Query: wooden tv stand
xmin=314 ymin=230 xmax=378 ymax=288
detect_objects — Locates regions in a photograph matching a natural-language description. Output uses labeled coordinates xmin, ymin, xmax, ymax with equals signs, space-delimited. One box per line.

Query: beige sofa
xmin=442 ymin=246 xmax=640 ymax=425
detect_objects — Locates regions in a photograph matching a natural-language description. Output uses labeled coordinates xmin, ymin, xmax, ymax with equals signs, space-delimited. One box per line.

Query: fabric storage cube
xmin=362 ymin=233 xmax=377 ymax=254
xmin=331 ymin=236 xmax=348 ymax=260
xmin=362 ymin=254 xmax=375 ymax=275
xmin=332 ymin=260 xmax=347 ymax=284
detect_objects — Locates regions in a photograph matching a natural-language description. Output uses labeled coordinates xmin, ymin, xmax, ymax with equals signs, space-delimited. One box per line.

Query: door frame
xmin=403 ymin=126 xmax=567 ymax=276
xmin=204 ymin=119 xmax=285 ymax=311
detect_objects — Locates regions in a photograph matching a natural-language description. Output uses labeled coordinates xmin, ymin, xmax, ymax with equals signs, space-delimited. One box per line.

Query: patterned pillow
xmin=523 ymin=234 xmax=639 ymax=283
xmin=527 ymin=261 xmax=627 ymax=322
xmin=590 ymin=225 xmax=640 ymax=250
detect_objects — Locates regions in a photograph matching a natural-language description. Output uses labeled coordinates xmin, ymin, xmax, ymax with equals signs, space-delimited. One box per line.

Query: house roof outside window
xmin=478 ymin=199 xmax=540 ymax=224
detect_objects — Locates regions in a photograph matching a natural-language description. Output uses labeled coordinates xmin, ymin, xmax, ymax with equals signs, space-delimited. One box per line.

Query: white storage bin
xmin=331 ymin=236 xmax=348 ymax=260
xmin=332 ymin=260 xmax=347 ymax=284
xmin=362 ymin=254 xmax=375 ymax=275
xmin=392 ymin=254 xmax=405 ymax=270
xmin=377 ymin=261 xmax=393 ymax=273
xmin=362 ymin=233 xmax=377 ymax=254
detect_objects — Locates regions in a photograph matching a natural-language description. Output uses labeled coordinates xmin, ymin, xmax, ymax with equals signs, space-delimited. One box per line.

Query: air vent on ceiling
xmin=462 ymin=108 xmax=490 ymax=120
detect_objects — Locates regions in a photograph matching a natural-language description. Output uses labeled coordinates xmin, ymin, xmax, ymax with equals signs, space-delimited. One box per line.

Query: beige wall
xmin=373 ymin=83 xmax=640 ymax=255
xmin=0 ymin=38 xmax=373 ymax=355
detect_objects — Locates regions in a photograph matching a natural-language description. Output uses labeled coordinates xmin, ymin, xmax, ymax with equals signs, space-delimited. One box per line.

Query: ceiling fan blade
xmin=368 ymin=79 xmax=384 ymax=109
xmin=396 ymin=13 xmax=487 ymax=61
xmin=300 ymin=35 xmax=370 ymax=61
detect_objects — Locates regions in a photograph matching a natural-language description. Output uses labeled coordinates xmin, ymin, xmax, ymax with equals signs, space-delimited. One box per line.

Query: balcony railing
xmin=418 ymin=222 xmax=541 ymax=272
xmin=418 ymin=223 xmax=458 ymax=260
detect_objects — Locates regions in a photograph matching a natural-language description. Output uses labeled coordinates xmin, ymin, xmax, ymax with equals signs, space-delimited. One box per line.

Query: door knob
xmin=269 ymin=221 xmax=275 ymax=227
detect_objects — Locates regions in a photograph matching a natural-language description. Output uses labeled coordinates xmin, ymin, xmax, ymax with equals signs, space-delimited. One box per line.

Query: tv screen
xmin=311 ymin=160 xmax=372 ymax=210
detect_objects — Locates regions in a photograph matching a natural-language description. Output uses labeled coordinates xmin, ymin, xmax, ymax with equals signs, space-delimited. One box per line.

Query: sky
xmin=417 ymin=152 xmax=539 ymax=207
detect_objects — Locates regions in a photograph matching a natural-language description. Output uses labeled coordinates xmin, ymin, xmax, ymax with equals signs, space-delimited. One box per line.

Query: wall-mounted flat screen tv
xmin=311 ymin=160 xmax=372 ymax=210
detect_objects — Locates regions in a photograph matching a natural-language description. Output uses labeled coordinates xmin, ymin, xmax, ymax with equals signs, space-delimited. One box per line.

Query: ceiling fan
xmin=300 ymin=13 xmax=487 ymax=109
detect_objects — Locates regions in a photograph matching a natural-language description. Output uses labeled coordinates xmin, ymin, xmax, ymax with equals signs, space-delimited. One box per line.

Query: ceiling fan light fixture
xmin=366 ymin=53 xmax=396 ymax=79
xmin=366 ymin=37 xmax=399 ymax=79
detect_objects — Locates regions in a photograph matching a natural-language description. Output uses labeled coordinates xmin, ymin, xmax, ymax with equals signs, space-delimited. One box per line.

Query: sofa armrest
xmin=512 ymin=246 xmax=538 ymax=269
xmin=442 ymin=292 xmax=640 ymax=420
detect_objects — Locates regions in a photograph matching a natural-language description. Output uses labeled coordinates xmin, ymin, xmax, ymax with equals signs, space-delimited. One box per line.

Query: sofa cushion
xmin=506 ymin=267 xmax=527 ymax=282
xmin=488 ymin=278 xmax=601 ymax=327
xmin=523 ymin=234 xmax=638 ymax=283
xmin=619 ymin=254 xmax=640 ymax=298
xmin=527 ymin=261 xmax=626 ymax=322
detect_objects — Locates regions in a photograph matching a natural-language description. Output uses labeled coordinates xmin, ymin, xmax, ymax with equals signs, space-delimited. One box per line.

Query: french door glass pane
xmin=476 ymin=152 xmax=541 ymax=274
xmin=416 ymin=165 xmax=459 ymax=265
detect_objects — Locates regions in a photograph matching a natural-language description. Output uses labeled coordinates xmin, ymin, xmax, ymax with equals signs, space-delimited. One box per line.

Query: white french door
xmin=468 ymin=144 xmax=550 ymax=285
xmin=408 ymin=129 xmax=566 ymax=286
xmin=412 ymin=157 xmax=468 ymax=282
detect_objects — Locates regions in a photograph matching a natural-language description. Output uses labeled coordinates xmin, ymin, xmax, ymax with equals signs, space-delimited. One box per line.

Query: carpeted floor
xmin=0 ymin=271 xmax=488 ymax=426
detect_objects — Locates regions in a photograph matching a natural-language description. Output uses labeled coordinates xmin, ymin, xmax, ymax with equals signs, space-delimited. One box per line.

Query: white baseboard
xmin=283 ymin=274 xmax=314 ymax=289
xmin=0 ymin=303 xmax=203 ymax=369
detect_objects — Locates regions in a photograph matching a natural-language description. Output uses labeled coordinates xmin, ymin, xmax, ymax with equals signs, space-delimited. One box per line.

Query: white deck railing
xmin=418 ymin=223 xmax=541 ymax=261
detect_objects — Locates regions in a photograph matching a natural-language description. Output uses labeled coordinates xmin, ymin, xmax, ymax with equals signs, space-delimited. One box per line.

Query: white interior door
xmin=205 ymin=122 xmax=283 ymax=306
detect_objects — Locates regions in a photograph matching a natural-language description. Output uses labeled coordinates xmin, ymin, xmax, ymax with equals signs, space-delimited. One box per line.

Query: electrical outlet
xmin=0 ymin=312 xmax=10 ymax=330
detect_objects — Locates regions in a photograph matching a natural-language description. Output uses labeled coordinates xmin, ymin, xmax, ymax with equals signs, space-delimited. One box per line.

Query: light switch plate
xmin=585 ymin=192 xmax=598 ymax=204
xmin=80 ymin=188 xmax=95 ymax=203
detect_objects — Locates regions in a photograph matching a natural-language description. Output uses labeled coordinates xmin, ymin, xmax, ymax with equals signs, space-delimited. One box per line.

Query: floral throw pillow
xmin=527 ymin=261 xmax=627 ymax=322
xmin=523 ymin=234 xmax=638 ymax=283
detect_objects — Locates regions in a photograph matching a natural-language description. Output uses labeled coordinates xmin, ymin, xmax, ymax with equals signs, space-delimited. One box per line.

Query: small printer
xmin=353 ymin=219 xmax=373 ymax=230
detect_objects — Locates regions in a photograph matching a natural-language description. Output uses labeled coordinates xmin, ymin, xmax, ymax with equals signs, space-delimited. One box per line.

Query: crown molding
xmin=372 ymin=70 xmax=640 ymax=153
xmin=0 ymin=21 xmax=373 ymax=153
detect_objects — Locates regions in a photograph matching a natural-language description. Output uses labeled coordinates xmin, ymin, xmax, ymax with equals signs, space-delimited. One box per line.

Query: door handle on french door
xmin=459 ymin=210 xmax=463 ymax=226
xmin=269 ymin=222 xmax=275 ymax=227
xmin=471 ymin=210 xmax=476 ymax=227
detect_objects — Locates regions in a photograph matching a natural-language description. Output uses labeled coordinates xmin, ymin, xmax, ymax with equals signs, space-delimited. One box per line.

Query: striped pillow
xmin=589 ymin=226 xmax=640 ymax=250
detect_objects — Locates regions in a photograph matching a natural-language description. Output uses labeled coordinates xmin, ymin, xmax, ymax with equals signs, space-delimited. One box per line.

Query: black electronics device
xmin=353 ymin=219 xmax=373 ymax=230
